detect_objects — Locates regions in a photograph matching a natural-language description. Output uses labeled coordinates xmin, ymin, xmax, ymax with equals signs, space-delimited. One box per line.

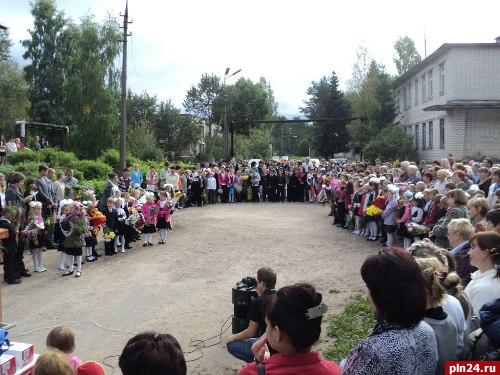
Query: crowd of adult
xmin=0 ymin=134 xmax=49 ymax=164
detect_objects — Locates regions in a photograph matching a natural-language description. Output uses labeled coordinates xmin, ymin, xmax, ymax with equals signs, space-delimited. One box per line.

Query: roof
xmin=423 ymin=100 xmax=500 ymax=111
xmin=393 ymin=43 xmax=500 ymax=87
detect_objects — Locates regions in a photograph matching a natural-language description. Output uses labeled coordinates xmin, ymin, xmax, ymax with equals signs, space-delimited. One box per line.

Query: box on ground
xmin=3 ymin=343 xmax=34 ymax=371
xmin=0 ymin=354 xmax=16 ymax=375
xmin=15 ymin=354 xmax=38 ymax=375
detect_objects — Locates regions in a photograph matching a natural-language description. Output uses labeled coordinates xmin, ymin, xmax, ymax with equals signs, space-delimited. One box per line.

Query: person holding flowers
xmin=102 ymin=197 xmax=118 ymax=256
xmin=60 ymin=201 xmax=86 ymax=277
xmin=24 ymin=201 xmax=48 ymax=273
xmin=363 ymin=178 xmax=380 ymax=241
xmin=156 ymin=190 xmax=173 ymax=244
xmin=141 ymin=193 xmax=158 ymax=246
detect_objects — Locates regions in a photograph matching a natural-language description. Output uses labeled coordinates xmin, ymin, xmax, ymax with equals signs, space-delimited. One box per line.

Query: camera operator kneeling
xmin=227 ymin=267 xmax=277 ymax=362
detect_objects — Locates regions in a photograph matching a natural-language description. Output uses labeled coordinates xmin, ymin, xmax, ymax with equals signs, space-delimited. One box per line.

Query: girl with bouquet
xmin=363 ymin=178 xmax=379 ymax=241
xmin=61 ymin=202 xmax=86 ymax=277
xmin=141 ymin=193 xmax=158 ymax=246
xmin=398 ymin=191 xmax=414 ymax=249
xmin=156 ymin=191 xmax=173 ymax=244
xmin=115 ymin=198 xmax=127 ymax=253
xmin=25 ymin=201 xmax=48 ymax=273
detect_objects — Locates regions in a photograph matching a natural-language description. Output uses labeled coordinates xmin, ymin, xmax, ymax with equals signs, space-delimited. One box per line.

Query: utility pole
xmin=119 ymin=1 xmax=132 ymax=172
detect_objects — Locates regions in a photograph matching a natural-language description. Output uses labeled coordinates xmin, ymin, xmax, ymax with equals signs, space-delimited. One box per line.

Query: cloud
xmin=3 ymin=0 xmax=500 ymax=118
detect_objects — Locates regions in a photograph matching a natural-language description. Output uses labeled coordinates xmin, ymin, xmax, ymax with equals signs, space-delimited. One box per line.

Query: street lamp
xmin=222 ymin=67 xmax=241 ymax=161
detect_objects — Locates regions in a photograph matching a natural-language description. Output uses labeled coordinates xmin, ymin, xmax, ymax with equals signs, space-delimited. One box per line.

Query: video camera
xmin=231 ymin=276 xmax=258 ymax=334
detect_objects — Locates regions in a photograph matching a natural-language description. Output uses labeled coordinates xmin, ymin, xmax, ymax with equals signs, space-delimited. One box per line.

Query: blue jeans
xmin=227 ymin=338 xmax=258 ymax=362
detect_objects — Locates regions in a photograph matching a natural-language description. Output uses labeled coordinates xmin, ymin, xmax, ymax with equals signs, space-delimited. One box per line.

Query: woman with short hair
xmin=433 ymin=169 xmax=452 ymax=194
xmin=477 ymin=167 xmax=491 ymax=197
xmin=447 ymin=218 xmax=477 ymax=287
xmin=239 ymin=283 xmax=340 ymax=375
xmin=342 ymin=249 xmax=438 ymax=375
xmin=430 ymin=189 xmax=469 ymax=248
xmin=468 ymin=197 xmax=490 ymax=232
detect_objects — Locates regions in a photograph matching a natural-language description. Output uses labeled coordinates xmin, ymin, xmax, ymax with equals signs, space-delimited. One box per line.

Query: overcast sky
xmin=2 ymin=0 xmax=499 ymax=117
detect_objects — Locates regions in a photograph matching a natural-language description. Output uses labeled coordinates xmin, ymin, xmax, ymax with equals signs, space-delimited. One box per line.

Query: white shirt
xmin=442 ymin=294 xmax=466 ymax=357
xmin=207 ymin=176 xmax=216 ymax=190
xmin=464 ymin=268 xmax=500 ymax=316
xmin=165 ymin=173 xmax=180 ymax=190
xmin=433 ymin=179 xmax=448 ymax=194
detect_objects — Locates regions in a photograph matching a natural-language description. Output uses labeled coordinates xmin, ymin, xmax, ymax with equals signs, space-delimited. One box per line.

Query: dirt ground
xmin=3 ymin=202 xmax=379 ymax=374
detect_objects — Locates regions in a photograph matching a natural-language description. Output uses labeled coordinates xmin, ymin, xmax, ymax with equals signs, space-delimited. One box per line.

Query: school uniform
xmin=103 ymin=207 xmax=118 ymax=255
xmin=0 ymin=217 xmax=24 ymax=283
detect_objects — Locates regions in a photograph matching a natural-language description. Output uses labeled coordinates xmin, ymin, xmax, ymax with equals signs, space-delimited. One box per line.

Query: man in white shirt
xmin=165 ymin=168 xmax=180 ymax=192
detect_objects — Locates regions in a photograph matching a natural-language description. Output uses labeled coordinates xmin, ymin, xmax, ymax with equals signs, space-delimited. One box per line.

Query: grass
xmin=322 ymin=295 xmax=376 ymax=362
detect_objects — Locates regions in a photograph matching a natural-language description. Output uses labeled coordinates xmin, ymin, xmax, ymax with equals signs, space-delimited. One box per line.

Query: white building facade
xmin=393 ymin=40 xmax=500 ymax=161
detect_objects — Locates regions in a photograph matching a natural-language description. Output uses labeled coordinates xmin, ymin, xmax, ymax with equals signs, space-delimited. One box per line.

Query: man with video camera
xmin=227 ymin=267 xmax=276 ymax=362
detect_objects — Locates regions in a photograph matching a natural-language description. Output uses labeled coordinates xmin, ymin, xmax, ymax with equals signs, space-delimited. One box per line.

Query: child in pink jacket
xmin=141 ymin=193 xmax=158 ymax=246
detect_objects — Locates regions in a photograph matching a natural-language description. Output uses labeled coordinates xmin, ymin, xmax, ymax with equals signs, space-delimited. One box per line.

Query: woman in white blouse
xmin=464 ymin=231 xmax=500 ymax=316
xmin=0 ymin=173 xmax=6 ymax=209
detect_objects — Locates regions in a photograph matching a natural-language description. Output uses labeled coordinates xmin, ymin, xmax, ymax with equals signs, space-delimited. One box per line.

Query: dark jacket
xmin=433 ymin=205 xmax=468 ymax=248
xmin=0 ymin=218 xmax=17 ymax=253
xmin=480 ymin=298 xmax=500 ymax=349
xmin=453 ymin=241 xmax=477 ymax=287
xmin=99 ymin=181 xmax=115 ymax=211
xmin=5 ymin=185 xmax=23 ymax=207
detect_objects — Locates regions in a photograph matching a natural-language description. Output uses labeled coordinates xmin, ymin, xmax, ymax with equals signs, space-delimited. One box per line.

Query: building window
xmin=397 ymin=89 xmax=401 ymax=113
xmin=415 ymin=123 xmax=419 ymax=150
xmin=414 ymin=79 xmax=419 ymax=105
xmin=428 ymin=69 xmax=433 ymax=98
xmin=428 ymin=121 xmax=433 ymax=149
xmin=421 ymin=74 xmax=426 ymax=101
xmin=439 ymin=118 xmax=445 ymax=149
xmin=439 ymin=63 xmax=445 ymax=94
xmin=408 ymin=82 xmax=412 ymax=108
xmin=422 ymin=123 xmax=427 ymax=150
xmin=403 ymin=86 xmax=407 ymax=109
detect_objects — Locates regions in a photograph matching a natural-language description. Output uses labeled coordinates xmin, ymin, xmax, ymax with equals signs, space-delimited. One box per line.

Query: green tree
xmin=394 ymin=35 xmax=422 ymax=76
xmin=347 ymin=61 xmax=395 ymax=155
xmin=0 ymin=29 xmax=30 ymax=134
xmin=248 ymin=126 xmax=272 ymax=158
xmin=363 ymin=125 xmax=416 ymax=162
xmin=301 ymin=72 xmax=352 ymax=158
xmin=0 ymin=29 xmax=12 ymax=61
xmin=127 ymin=90 xmax=157 ymax=127
xmin=127 ymin=122 xmax=163 ymax=161
xmin=22 ymin=0 xmax=68 ymax=124
xmin=224 ymin=77 xmax=277 ymax=134
xmin=154 ymin=101 xmax=201 ymax=159
xmin=63 ymin=16 xmax=122 ymax=158
xmin=183 ymin=73 xmax=221 ymax=134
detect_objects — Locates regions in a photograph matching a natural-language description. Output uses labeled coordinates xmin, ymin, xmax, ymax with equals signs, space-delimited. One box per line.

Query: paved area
xmin=3 ymin=202 xmax=379 ymax=374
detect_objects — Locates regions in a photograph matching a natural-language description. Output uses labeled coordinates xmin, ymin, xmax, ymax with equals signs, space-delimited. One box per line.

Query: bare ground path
xmin=3 ymin=202 xmax=379 ymax=374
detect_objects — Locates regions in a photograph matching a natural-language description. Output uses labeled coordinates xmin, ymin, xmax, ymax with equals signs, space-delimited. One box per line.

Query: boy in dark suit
xmin=0 ymin=206 xmax=26 ymax=284
xmin=103 ymin=197 xmax=118 ymax=256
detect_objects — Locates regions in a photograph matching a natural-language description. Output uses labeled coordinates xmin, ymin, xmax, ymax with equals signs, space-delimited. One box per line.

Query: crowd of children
xmin=1 ymin=169 xmax=177 ymax=282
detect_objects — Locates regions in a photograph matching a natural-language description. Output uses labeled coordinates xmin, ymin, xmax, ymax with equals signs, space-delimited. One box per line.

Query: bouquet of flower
xmin=366 ymin=204 xmax=383 ymax=217
xmin=125 ymin=210 xmax=142 ymax=226
xmin=172 ymin=191 xmax=184 ymax=205
xmin=63 ymin=210 xmax=87 ymax=235
xmin=149 ymin=206 xmax=159 ymax=215
xmin=407 ymin=222 xmax=430 ymax=235
xmin=242 ymin=175 xmax=249 ymax=181
xmin=92 ymin=209 xmax=106 ymax=228
xmin=103 ymin=226 xmax=116 ymax=242
xmin=373 ymin=196 xmax=386 ymax=210
xmin=44 ymin=216 xmax=54 ymax=227
xmin=73 ymin=185 xmax=95 ymax=201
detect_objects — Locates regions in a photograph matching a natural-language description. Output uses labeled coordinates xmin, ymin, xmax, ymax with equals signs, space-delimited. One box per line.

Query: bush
xmin=10 ymin=161 xmax=40 ymax=178
xmin=0 ymin=164 xmax=16 ymax=178
xmin=98 ymin=149 xmax=120 ymax=171
xmin=39 ymin=148 xmax=78 ymax=169
xmin=363 ymin=125 xmax=416 ymax=162
xmin=86 ymin=179 xmax=107 ymax=199
xmin=9 ymin=149 xmax=41 ymax=164
xmin=74 ymin=160 xmax=113 ymax=181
